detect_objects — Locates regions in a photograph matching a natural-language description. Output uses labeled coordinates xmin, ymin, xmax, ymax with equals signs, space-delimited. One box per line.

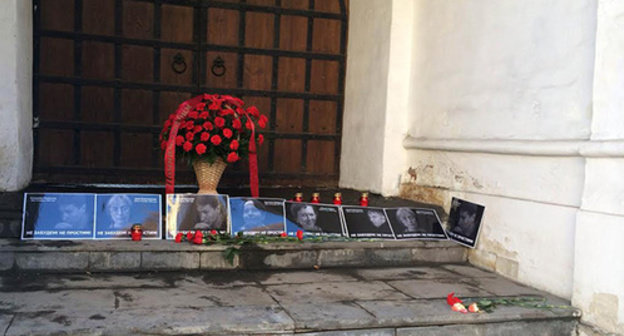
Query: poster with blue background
xmin=95 ymin=194 xmax=161 ymax=239
xmin=22 ymin=193 xmax=95 ymax=239
xmin=230 ymin=197 xmax=285 ymax=235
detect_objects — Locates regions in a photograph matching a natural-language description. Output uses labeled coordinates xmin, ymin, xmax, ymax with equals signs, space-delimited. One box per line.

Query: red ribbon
xmin=164 ymin=94 xmax=260 ymax=197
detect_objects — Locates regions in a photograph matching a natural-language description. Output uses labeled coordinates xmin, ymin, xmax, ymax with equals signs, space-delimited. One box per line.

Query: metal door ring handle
xmin=172 ymin=53 xmax=187 ymax=74
xmin=211 ymin=56 xmax=226 ymax=77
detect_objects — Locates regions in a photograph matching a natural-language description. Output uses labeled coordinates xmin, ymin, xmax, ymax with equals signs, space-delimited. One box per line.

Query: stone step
xmin=0 ymin=239 xmax=466 ymax=273
xmin=0 ymin=265 xmax=580 ymax=335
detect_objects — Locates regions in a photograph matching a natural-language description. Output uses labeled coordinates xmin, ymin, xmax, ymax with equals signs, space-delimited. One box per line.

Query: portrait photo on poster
xmin=385 ymin=207 xmax=447 ymax=240
xmin=341 ymin=206 xmax=395 ymax=239
xmin=230 ymin=197 xmax=286 ymax=235
xmin=284 ymin=201 xmax=343 ymax=236
xmin=166 ymin=194 xmax=229 ymax=239
xmin=95 ymin=194 xmax=161 ymax=239
xmin=446 ymin=197 xmax=485 ymax=248
xmin=22 ymin=193 xmax=96 ymax=240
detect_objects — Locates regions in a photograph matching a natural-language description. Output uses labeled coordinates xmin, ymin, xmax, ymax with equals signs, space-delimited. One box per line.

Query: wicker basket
xmin=192 ymin=158 xmax=227 ymax=194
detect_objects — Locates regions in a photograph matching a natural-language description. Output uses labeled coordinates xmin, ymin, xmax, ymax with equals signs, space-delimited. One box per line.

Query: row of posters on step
xmin=21 ymin=193 xmax=484 ymax=248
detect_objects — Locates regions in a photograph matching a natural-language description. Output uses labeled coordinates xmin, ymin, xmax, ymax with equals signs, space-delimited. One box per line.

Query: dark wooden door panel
xmin=34 ymin=0 xmax=348 ymax=187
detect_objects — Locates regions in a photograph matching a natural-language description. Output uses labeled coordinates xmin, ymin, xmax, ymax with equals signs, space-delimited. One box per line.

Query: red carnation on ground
xmin=214 ymin=117 xmax=225 ymax=128
xmin=186 ymin=232 xmax=194 ymax=241
xmin=280 ymin=232 xmax=287 ymax=238
xmin=175 ymin=233 xmax=183 ymax=243
xmin=200 ymin=132 xmax=210 ymax=142
xmin=175 ymin=135 xmax=185 ymax=146
xmin=222 ymin=128 xmax=233 ymax=139
xmin=195 ymin=143 xmax=207 ymax=155
xmin=183 ymin=141 xmax=193 ymax=152
xmin=257 ymin=134 xmax=264 ymax=145
xmin=211 ymin=135 xmax=222 ymax=146
xmin=232 ymin=119 xmax=242 ymax=130
xmin=193 ymin=231 xmax=203 ymax=244
xmin=230 ymin=140 xmax=239 ymax=150
xmin=203 ymin=121 xmax=213 ymax=131
xmin=210 ymin=229 xmax=217 ymax=235
xmin=296 ymin=230 xmax=303 ymax=241
xmin=226 ymin=152 xmax=239 ymax=163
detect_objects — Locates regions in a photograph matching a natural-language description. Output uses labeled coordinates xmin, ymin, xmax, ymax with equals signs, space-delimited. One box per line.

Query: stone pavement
xmin=0 ymin=264 xmax=580 ymax=335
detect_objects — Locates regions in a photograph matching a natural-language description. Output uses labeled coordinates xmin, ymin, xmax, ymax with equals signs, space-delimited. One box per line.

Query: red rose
xmin=210 ymin=229 xmax=217 ymax=235
xmin=222 ymin=128 xmax=233 ymax=139
xmin=175 ymin=233 xmax=183 ymax=243
xmin=226 ymin=152 xmax=239 ymax=163
xmin=203 ymin=121 xmax=213 ymax=131
xmin=280 ymin=232 xmax=287 ymax=238
xmin=214 ymin=117 xmax=225 ymax=128
xmin=296 ymin=230 xmax=303 ymax=240
xmin=211 ymin=135 xmax=222 ymax=146
xmin=183 ymin=141 xmax=193 ymax=152
xmin=229 ymin=140 xmax=239 ymax=150
xmin=188 ymin=111 xmax=198 ymax=119
xmin=258 ymin=115 xmax=268 ymax=128
xmin=199 ymin=111 xmax=209 ymax=119
xmin=232 ymin=119 xmax=242 ymax=130
xmin=175 ymin=135 xmax=184 ymax=146
xmin=185 ymin=132 xmax=194 ymax=141
xmin=195 ymin=143 xmax=207 ymax=155
xmin=247 ymin=106 xmax=259 ymax=118
xmin=186 ymin=232 xmax=194 ymax=241
xmin=200 ymin=132 xmax=210 ymax=142
xmin=257 ymin=134 xmax=264 ymax=145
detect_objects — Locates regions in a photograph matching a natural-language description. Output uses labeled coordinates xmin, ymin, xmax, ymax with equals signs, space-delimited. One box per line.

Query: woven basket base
xmin=193 ymin=158 xmax=227 ymax=194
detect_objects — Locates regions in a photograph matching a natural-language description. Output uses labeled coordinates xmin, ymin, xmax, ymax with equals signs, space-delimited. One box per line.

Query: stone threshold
xmin=0 ymin=239 xmax=466 ymax=273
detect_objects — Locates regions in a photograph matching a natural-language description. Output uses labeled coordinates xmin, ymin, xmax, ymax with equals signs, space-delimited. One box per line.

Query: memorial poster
xmin=22 ymin=193 xmax=95 ymax=239
xmin=385 ymin=207 xmax=447 ymax=240
xmin=284 ymin=202 xmax=343 ymax=237
xmin=230 ymin=197 xmax=286 ymax=235
xmin=95 ymin=194 xmax=161 ymax=239
xmin=341 ymin=206 xmax=394 ymax=239
xmin=166 ymin=194 xmax=229 ymax=239
xmin=446 ymin=198 xmax=485 ymax=248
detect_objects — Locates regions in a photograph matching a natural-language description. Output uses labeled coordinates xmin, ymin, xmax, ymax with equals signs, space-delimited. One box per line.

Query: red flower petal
xmin=214 ymin=117 xmax=225 ymax=128
xmin=195 ymin=143 xmax=207 ymax=155
xmin=257 ymin=134 xmax=264 ymax=145
xmin=175 ymin=233 xmax=183 ymax=243
xmin=188 ymin=111 xmax=198 ymax=119
xmin=210 ymin=135 xmax=222 ymax=146
xmin=296 ymin=230 xmax=303 ymax=240
xmin=280 ymin=232 xmax=287 ymax=238
xmin=183 ymin=141 xmax=193 ymax=152
xmin=199 ymin=111 xmax=210 ymax=119
xmin=232 ymin=119 xmax=242 ymax=130
xmin=226 ymin=152 xmax=239 ymax=163
xmin=247 ymin=106 xmax=259 ymax=118
xmin=200 ymin=132 xmax=210 ymax=142
xmin=222 ymin=128 xmax=233 ymax=139
xmin=175 ymin=135 xmax=185 ymax=146
xmin=185 ymin=132 xmax=194 ymax=141
xmin=203 ymin=121 xmax=213 ymax=131
xmin=229 ymin=140 xmax=239 ymax=150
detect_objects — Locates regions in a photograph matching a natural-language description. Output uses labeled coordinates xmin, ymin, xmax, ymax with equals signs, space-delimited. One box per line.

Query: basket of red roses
xmin=160 ymin=94 xmax=268 ymax=195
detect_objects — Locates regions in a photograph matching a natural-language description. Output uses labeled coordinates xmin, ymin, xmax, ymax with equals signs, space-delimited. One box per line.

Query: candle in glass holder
xmin=310 ymin=192 xmax=320 ymax=204
xmin=333 ymin=192 xmax=342 ymax=205
xmin=359 ymin=192 xmax=369 ymax=207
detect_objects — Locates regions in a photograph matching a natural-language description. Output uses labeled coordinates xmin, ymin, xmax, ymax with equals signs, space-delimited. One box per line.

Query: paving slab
xmin=470 ymin=277 xmax=546 ymax=296
xmin=387 ymin=278 xmax=491 ymax=299
xmin=298 ymin=330 xmax=394 ymax=336
xmin=282 ymin=301 xmax=377 ymax=331
xmin=257 ymin=270 xmax=359 ymax=285
xmin=0 ymin=289 xmax=115 ymax=312
xmin=441 ymin=264 xmax=498 ymax=278
xmin=265 ymin=281 xmax=410 ymax=304
xmin=354 ymin=266 xmax=460 ymax=281
xmin=396 ymin=320 xmax=577 ymax=336
xmin=0 ymin=273 xmax=173 ymax=292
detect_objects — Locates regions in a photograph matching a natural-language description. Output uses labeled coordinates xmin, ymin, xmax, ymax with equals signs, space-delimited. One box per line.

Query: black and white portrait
xmin=284 ymin=202 xmax=343 ymax=236
xmin=230 ymin=197 xmax=285 ymax=235
xmin=22 ymin=193 xmax=95 ymax=239
xmin=385 ymin=207 xmax=446 ymax=239
xmin=166 ymin=194 xmax=229 ymax=238
xmin=446 ymin=198 xmax=485 ymax=248
xmin=341 ymin=206 xmax=394 ymax=239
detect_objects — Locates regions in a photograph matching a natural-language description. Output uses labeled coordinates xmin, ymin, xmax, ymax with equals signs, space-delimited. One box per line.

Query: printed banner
xmin=284 ymin=202 xmax=343 ymax=237
xmin=385 ymin=207 xmax=447 ymax=240
xmin=95 ymin=194 xmax=161 ymax=239
xmin=166 ymin=194 xmax=230 ymax=239
xmin=342 ymin=206 xmax=395 ymax=239
xmin=230 ymin=197 xmax=286 ymax=235
xmin=446 ymin=198 xmax=485 ymax=248
xmin=22 ymin=193 xmax=95 ymax=239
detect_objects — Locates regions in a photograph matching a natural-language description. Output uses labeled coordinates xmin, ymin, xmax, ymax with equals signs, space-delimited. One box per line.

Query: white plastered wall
xmin=340 ymin=0 xmax=412 ymax=196
xmin=0 ymin=0 xmax=33 ymax=191
xmin=572 ymin=0 xmax=624 ymax=334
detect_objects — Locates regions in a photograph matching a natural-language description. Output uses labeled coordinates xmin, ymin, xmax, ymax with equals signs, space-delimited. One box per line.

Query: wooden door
xmin=33 ymin=0 xmax=348 ymax=187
